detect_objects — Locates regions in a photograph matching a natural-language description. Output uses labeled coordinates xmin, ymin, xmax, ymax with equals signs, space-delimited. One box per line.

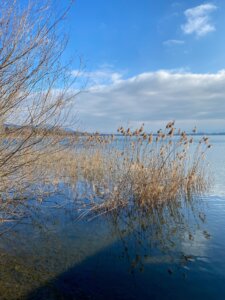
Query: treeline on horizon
xmin=2 ymin=123 xmax=224 ymax=138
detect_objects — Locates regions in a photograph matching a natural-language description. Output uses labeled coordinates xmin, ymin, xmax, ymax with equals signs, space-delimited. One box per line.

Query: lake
xmin=0 ymin=135 xmax=225 ymax=300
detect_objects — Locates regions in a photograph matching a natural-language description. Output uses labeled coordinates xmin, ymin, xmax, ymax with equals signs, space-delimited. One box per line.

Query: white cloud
xmin=75 ymin=69 xmax=225 ymax=132
xmin=72 ymin=68 xmax=122 ymax=87
xmin=182 ymin=229 xmax=209 ymax=258
xmin=163 ymin=39 xmax=185 ymax=46
xmin=182 ymin=3 xmax=217 ymax=37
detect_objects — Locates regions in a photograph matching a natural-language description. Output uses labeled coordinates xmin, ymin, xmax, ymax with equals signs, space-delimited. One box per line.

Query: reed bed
xmin=0 ymin=121 xmax=211 ymax=224
xmin=34 ymin=122 xmax=211 ymax=219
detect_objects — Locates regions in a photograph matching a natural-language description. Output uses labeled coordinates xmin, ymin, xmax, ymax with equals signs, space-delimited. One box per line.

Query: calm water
xmin=0 ymin=136 xmax=225 ymax=300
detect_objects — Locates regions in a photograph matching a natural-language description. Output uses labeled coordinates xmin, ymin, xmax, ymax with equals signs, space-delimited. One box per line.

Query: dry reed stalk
xmin=27 ymin=122 xmax=210 ymax=221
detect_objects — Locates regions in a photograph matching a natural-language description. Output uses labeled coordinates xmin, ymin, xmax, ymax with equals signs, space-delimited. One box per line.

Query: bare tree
xmin=0 ymin=0 xmax=78 ymax=223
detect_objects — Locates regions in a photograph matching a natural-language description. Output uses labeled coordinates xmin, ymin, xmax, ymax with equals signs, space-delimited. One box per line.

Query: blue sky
xmin=29 ymin=1 xmax=225 ymax=132
xmin=66 ymin=0 xmax=225 ymax=74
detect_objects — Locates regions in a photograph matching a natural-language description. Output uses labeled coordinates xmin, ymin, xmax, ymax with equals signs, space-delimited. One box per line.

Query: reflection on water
xmin=0 ymin=136 xmax=225 ymax=299
xmin=0 ymin=194 xmax=214 ymax=299
xmin=109 ymin=192 xmax=207 ymax=268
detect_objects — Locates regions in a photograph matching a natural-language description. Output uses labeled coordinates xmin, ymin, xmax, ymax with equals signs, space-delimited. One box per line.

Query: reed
xmin=27 ymin=122 xmax=210 ymax=219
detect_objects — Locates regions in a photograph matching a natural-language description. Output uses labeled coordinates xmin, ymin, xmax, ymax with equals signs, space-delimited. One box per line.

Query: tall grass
xmin=35 ymin=122 xmax=211 ymax=219
xmin=0 ymin=121 xmax=211 ymax=225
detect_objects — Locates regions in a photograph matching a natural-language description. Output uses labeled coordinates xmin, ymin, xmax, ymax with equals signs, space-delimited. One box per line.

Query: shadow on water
xmin=0 ymin=188 xmax=224 ymax=300
xmin=1 ymin=136 xmax=225 ymax=299
xmin=17 ymin=195 xmax=216 ymax=300
xmin=24 ymin=239 xmax=164 ymax=300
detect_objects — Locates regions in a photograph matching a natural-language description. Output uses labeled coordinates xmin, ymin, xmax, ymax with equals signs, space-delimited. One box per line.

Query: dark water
xmin=0 ymin=136 xmax=225 ymax=300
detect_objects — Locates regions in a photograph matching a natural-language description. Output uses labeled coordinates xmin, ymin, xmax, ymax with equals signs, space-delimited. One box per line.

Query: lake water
xmin=0 ymin=136 xmax=225 ymax=299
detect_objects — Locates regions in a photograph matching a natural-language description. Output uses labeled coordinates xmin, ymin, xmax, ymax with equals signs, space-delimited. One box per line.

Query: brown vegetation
xmin=30 ymin=122 xmax=211 ymax=222
xmin=0 ymin=118 xmax=211 ymax=226
xmin=0 ymin=0 xmax=78 ymax=223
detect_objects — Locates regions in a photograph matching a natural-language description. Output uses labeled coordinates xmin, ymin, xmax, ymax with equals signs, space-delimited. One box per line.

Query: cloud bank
xmin=75 ymin=69 xmax=225 ymax=132
xmin=182 ymin=3 xmax=217 ymax=37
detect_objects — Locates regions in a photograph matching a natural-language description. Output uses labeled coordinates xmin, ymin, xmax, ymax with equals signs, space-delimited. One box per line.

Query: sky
xmin=44 ymin=1 xmax=225 ymax=132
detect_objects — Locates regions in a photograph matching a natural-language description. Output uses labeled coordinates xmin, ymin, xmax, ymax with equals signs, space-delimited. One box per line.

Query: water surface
xmin=0 ymin=135 xmax=225 ymax=300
